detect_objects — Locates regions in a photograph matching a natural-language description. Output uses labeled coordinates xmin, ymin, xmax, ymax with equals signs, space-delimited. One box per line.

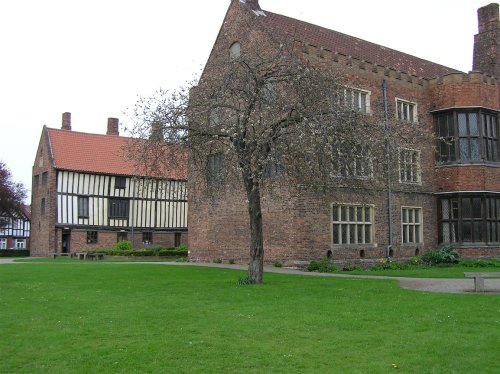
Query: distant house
xmin=30 ymin=113 xmax=187 ymax=257
xmin=0 ymin=205 xmax=30 ymax=250
xmin=188 ymin=1 xmax=500 ymax=265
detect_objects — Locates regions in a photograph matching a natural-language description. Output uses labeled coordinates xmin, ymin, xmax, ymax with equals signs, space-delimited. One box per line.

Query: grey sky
xmin=0 ymin=0 xmax=489 ymax=202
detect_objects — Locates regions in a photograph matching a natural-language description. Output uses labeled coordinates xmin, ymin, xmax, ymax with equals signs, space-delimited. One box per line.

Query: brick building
xmin=188 ymin=1 xmax=500 ymax=265
xmin=30 ymin=113 xmax=187 ymax=256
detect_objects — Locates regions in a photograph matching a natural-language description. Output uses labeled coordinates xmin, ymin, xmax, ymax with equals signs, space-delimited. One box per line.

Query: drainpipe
xmin=382 ymin=80 xmax=393 ymax=260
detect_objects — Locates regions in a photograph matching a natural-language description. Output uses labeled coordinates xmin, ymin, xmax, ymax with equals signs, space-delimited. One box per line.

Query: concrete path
xmin=2 ymin=258 xmax=500 ymax=294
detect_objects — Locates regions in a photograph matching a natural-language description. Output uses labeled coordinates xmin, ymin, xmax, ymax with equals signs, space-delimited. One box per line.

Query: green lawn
xmin=340 ymin=265 xmax=500 ymax=278
xmin=1 ymin=262 xmax=499 ymax=373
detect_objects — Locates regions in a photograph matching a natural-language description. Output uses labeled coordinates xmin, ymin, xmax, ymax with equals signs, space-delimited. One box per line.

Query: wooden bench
xmin=464 ymin=272 xmax=500 ymax=292
xmin=52 ymin=253 xmax=72 ymax=259
xmin=77 ymin=252 xmax=104 ymax=261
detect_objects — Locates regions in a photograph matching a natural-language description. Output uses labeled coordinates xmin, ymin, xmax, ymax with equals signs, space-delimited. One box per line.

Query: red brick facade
xmin=188 ymin=1 xmax=500 ymax=265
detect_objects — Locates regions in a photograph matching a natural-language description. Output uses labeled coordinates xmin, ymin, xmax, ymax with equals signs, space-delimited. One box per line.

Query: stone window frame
xmin=438 ymin=193 xmax=500 ymax=245
xmin=401 ymin=206 xmax=423 ymax=244
xmin=436 ymin=109 xmax=499 ymax=164
xmin=395 ymin=98 xmax=418 ymax=123
xmin=87 ymin=231 xmax=98 ymax=244
xmin=331 ymin=143 xmax=373 ymax=180
xmin=343 ymin=86 xmax=371 ymax=114
xmin=331 ymin=203 xmax=374 ymax=246
xmin=142 ymin=231 xmax=153 ymax=245
xmin=398 ymin=147 xmax=421 ymax=184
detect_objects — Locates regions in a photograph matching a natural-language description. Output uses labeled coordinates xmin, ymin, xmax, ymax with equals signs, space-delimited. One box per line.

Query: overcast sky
xmin=0 ymin=0 xmax=489 ymax=202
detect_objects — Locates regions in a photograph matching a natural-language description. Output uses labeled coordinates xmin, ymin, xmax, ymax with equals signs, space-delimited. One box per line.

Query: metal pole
xmin=382 ymin=80 xmax=393 ymax=260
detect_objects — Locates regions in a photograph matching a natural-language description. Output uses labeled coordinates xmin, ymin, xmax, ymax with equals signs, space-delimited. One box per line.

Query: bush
xmin=0 ymin=249 xmax=30 ymax=257
xmin=273 ymin=261 xmax=282 ymax=268
xmin=421 ymin=245 xmax=459 ymax=265
xmin=212 ymin=258 xmax=222 ymax=264
xmin=460 ymin=259 xmax=500 ymax=268
xmin=114 ymin=240 xmax=132 ymax=251
xmin=342 ymin=263 xmax=360 ymax=272
xmin=308 ymin=257 xmax=336 ymax=273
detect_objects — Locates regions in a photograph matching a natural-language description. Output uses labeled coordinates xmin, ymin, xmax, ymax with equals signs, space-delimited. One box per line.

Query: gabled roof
xmin=254 ymin=5 xmax=459 ymax=78
xmin=46 ymin=128 xmax=187 ymax=180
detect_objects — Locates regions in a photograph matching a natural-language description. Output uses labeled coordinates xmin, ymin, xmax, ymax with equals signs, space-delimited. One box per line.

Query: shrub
xmin=114 ymin=240 xmax=132 ymax=251
xmin=460 ymin=259 xmax=500 ymax=268
xmin=421 ymin=245 xmax=459 ymax=265
xmin=212 ymin=258 xmax=222 ymax=264
xmin=308 ymin=257 xmax=336 ymax=273
xmin=273 ymin=261 xmax=282 ymax=268
xmin=228 ymin=259 xmax=235 ymax=264
xmin=408 ymin=256 xmax=423 ymax=266
xmin=342 ymin=263 xmax=360 ymax=272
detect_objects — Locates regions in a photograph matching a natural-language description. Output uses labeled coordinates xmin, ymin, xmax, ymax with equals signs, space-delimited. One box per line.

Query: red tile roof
xmin=46 ymin=128 xmax=187 ymax=180
xmin=261 ymin=10 xmax=459 ymax=78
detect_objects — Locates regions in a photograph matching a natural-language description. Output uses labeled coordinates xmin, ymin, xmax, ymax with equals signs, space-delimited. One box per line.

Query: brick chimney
xmin=473 ymin=3 xmax=500 ymax=78
xmin=239 ymin=0 xmax=261 ymax=12
xmin=106 ymin=118 xmax=119 ymax=136
xmin=61 ymin=112 xmax=71 ymax=131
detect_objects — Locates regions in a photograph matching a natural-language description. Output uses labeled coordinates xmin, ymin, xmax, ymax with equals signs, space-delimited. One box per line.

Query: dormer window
xmin=229 ymin=42 xmax=241 ymax=60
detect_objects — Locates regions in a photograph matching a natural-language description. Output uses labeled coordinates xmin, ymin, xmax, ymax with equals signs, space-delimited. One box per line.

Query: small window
xmin=396 ymin=99 xmax=417 ymax=123
xmin=34 ymin=175 xmax=40 ymax=188
xmin=117 ymin=232 xmax=128 ymax=242
xmin=41 ymin=198 xmax=46 ymax=216
xmin=42 ymin=172 xmax=48 ymax=185
xmin=401 ymin=207 xmax=423 ymax=244
xmin=332 ymin=144 xmax=372 ymax=179
xmin=331 ymin=204 xmax=374 ymax=245
xmin=78 ymin=196 xmax=89 ymax=218
xmin=115 ymin=176 xmax=126 ymax=189
xmin=0 ymin=238 xmax=6 ymax=249
xmin=142 ymin=232 xmax=152 ymax=245
xmin=109 ymin=198 xmax=129 ymax=218
xmin=87 ymin=231 xmax=98 ymax=244
xmin=343 ymin=87 xmax=370 ymax=113
xmin=207 ymin=153 xmax=225 ymax=186
xmin=399 ymin=148 xmax=421 ymax=184
xmin=229 ymin=42 xmax=241 ymax=59
xmin=175 ymin=232 xmax=181 ymax=247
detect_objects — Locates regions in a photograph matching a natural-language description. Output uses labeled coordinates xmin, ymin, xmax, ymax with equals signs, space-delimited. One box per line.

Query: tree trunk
xmin=246 ymin=181 xmax=264 ymax=284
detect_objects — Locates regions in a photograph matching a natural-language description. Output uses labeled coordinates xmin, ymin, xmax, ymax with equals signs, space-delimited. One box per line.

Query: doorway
xmin=62 ymin=232 xmax=71 ymax=253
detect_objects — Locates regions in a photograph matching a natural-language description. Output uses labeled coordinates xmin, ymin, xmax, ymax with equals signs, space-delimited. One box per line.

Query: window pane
xmin=472 ymin=198 xmax=482 ymax=219
xmin=360 ymin=94 xmax=367 ymax=113
xmin=458 ymin=113 xmax=467 ymax=136
xmin=469 ymin=113 xmax=479 ymax=136
xmin=463 ymin=222 xmax=472 ymax=241
xmin=333 ymin=224 xmax=339 ymax=244
xmin=459 ymin=138 xmax=470 ymax=160
xmin=470 ymin=139 xmax=480 ymax=160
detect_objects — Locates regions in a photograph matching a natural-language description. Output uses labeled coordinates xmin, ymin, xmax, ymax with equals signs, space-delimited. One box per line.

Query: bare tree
xmin=125 ymin=19 xmax=427 ymax=284
xmin=0 ymin=161 xmax=27 ymax=228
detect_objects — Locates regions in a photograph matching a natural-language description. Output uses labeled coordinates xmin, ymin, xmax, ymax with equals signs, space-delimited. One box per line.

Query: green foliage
xmin=228 ymin=259 xmax=235 ymax=264
xmin=421 ymin=245 xmax=460 ymax=265
xmin=90 ymin=244 xmax=188 ymax=257
xmin=308 ymin=257 xmax=336 ymax=272
xmin=459 ymin=259 xmax=500 ymax=268
xmin=114 ymin=240 xmax=133 ymax=251
xmin=212 ymin=258 xmax=222 ymax=264
xmin=342 ymin=263 xmax=361 ymax=272
xmin=408 ymin=256 xmax=423 ymax=266
xmin=273 ymin=261 xmax=282 ymax=268
xmin=0 ymin=249 xmax=29 ymax=257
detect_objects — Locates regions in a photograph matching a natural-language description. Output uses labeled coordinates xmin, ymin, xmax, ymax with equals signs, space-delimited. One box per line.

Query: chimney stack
xmin=106 ymin=117 xmax=119 ymax=136
xmin=61 ymin=112 xmax=71 ymax=131
xmin=473 ymin=3 xmax=500 ymax=78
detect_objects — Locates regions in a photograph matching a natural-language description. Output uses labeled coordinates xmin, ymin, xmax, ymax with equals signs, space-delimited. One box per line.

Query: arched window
xmin=229 ymin=42 xmax=241 ymax=59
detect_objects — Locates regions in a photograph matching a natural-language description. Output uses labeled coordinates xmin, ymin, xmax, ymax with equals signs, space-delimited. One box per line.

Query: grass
xmin=1 ymin=262 xmax=500 ymax=373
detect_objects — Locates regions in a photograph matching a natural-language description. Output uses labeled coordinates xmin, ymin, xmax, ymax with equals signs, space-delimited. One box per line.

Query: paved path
xmin=2 ymin=258 xmax=500 ymax=294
